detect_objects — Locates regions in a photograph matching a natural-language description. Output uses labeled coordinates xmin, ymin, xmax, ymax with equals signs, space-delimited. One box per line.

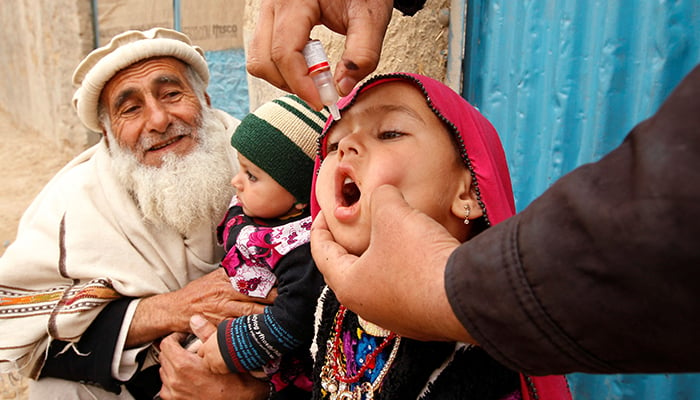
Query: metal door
xmin=460 ymin=1 xmax=699 ymax=399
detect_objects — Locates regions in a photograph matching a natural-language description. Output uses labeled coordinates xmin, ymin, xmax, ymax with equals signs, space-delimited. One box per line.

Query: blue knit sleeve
xmin=217 ymin=308 xmax=303 ymax=372
xmin=216 ymin=244 xmax=324 ymax=373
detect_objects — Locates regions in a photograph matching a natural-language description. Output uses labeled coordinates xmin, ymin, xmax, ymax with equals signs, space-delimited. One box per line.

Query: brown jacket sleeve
xmin=446 ymin=65 xmax=700 ymax=375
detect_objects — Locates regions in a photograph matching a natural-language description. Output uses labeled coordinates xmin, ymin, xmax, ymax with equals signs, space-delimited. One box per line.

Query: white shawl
xmin=0 ymin=110 xmax=238 ymax=378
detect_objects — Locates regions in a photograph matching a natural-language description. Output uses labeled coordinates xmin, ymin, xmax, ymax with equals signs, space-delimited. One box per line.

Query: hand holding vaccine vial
xmin=302 ymin=40 xmax=341 ymax=120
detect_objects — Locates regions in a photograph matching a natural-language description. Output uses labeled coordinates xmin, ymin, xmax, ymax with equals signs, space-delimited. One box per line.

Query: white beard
xmin=107 ymin=108 xmax=234 ymax=235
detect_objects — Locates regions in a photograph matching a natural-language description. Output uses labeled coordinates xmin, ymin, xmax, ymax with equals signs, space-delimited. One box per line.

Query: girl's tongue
xmin=341 ymin=177 xmax=361 ymax=207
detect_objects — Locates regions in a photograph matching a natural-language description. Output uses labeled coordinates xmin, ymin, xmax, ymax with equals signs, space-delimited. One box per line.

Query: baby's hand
xmin=190 ymin=314 xmax=230 ymax=375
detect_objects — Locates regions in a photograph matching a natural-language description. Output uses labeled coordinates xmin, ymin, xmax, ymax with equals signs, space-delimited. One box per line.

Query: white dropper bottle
xmin=302 ymin=40 xmax=341 ymax=120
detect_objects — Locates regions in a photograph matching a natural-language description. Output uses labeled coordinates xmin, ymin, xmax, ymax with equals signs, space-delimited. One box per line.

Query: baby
xmin=310 ymin=73 xmax=571 ymax=399
xmin=196 ymin=95 xmax=328 ymax=398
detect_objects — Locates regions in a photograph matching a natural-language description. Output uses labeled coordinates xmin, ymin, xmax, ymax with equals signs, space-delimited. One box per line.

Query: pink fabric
xmin=521 ymin=374 xmax=572 ymax=400
xmin=218 ymin=199 xmax=312 ymax=298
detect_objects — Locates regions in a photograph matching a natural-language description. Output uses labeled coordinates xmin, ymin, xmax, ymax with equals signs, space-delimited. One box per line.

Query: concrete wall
xmin=0 ymin=0 xmax=96 ymax=154
xmin=244 ymin=0 xmax=450 ymax=110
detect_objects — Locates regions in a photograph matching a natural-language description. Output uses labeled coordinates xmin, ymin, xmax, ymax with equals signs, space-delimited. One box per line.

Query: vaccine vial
xmin=302 ymin=40 xmax=341 ymax=120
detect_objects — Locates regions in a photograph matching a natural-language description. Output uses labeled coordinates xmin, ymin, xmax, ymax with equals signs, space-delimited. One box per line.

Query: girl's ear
xmin=450 ymin=169 xmax=483 ymax=223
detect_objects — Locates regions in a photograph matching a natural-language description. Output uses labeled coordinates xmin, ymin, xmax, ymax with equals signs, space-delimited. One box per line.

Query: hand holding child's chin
xmin=312 ymin=184 xmax=464 ymax=341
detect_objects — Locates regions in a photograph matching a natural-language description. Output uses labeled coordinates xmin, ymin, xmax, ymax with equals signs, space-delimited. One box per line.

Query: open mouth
xmin=148 ymin=135 xmax=183 ymax=151
xmin=341 ymin=176 xmax=361 ymax=207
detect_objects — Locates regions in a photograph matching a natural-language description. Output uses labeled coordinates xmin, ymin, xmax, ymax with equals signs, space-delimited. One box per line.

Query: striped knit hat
xmin=231 ymin=95 xmax=329 ymax=203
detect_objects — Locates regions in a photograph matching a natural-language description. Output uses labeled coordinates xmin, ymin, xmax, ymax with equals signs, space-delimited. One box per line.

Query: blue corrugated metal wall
xmin=172 ymin=0 xmax=250 ymax=119
xmin=462 ymin=1 xmax=700 ymax=399
xmin=205 ymin=49 xmax=249 ymax=120
xmin=172 ymin=0 xmax=250 ymax=120
xmin=464 ymin=0 xmax=699 ymax=209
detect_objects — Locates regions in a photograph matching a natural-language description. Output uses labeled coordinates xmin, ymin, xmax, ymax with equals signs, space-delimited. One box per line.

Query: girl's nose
xmin=337 ymin=133 xmax=360 ymax=158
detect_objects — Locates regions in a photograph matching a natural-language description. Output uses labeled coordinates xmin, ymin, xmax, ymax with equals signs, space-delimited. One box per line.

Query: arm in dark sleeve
xmin=40 ymin=297 xmax=134 ymax=393
xmin=394 ymin=0 xmax=427 ymax=16
xmin=218 ymin=244 xmax=324 ymax=372
xmin=446 ymin=65 xmax=700 ymax=375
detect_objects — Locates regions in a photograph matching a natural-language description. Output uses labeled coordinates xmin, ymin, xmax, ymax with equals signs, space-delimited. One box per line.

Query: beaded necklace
xmin=320 ymin=305 xmax=401 ymax=400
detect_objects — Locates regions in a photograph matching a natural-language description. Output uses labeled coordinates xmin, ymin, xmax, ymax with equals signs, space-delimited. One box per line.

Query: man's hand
xmin=190 ymin=314 xmax=230 ymax=375
xmin=311 ymin=184 xmax=474 ymax=343
xmin=246 ymin=0 xmax=394 ymax=109
xmin=158 ymin=331 xmax=270 ymax=400
xmin=127 ymin=269 xmax=277 ymax=347
xmin=169 ymin=268 xmax=276 ymax=326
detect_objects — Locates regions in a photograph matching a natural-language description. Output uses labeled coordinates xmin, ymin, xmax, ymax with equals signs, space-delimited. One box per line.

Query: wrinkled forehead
xmin=101 ymin=57 xmax=190 ymax=100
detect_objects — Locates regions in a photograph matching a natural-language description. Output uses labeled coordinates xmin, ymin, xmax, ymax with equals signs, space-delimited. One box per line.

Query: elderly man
xmin=0 ymin=28 xmax=269 ymax=399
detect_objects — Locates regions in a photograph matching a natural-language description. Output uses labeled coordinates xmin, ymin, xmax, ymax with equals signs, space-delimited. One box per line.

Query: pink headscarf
xmin=311 ymin=72 xmax=515 ymax=228
xmin=309 ymin=73 xmax=571 ymax=399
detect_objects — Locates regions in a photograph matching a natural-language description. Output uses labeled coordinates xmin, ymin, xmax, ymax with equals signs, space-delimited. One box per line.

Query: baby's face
xmin=315 ymin=82 xmax=468 ymax=255
xmin=231 ymin=153 xmax=296 ymax=219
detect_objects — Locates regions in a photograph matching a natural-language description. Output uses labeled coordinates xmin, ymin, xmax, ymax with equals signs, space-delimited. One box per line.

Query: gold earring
xmin=463 ymin=204 xmax=470 ymax=225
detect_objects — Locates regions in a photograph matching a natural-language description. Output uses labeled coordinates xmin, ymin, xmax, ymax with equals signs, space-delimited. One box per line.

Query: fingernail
xmin=337 ymin=77 xmax=358 ymax=96
xmin=190 ymin=314 xmax=206 ymax=329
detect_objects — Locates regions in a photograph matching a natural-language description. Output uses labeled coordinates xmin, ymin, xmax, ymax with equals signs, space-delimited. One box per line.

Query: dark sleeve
xmin=218 ymin=244 xmax=324 ymax=372
xmin=394 ymin=0 xmax=427 ymax=16
xmin=40 ymin=298 xmax=134 ymax=393
xmin=445 ymin=65 xmax=700 ymax=375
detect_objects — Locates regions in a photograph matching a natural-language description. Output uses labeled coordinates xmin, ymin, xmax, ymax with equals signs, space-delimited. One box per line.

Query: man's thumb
xmin=369 ymin=185 xmax=412 ymax=226
xmin=190 ymin=314 xmax=217 ymax=342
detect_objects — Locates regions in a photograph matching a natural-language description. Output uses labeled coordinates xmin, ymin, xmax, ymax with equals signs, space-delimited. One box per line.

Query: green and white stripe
xmin=230 ymin=95 xmax=330 ymax=203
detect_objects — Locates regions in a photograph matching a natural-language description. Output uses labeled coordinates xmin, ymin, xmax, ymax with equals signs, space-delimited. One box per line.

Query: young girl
xmin=195 ymin=95 xmax=327 ymax=398
xmin=310 ymin=73 xmax=571 ymax=399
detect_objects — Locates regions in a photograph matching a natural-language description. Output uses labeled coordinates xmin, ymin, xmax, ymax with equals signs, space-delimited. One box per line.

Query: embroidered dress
xmin=216 ymin=197 xmax=324 ymax=395
xmin=314 ymin=290 xmax=521 ymax=400
xmin=219 ymin=196 xmax=312 ymax=298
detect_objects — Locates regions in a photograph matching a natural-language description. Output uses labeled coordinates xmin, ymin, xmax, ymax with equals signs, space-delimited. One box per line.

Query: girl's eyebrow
xmin=360 ymin=103 xmax=425 ymax=123
xmin=326 ymin=102 xmax=425 ymax=142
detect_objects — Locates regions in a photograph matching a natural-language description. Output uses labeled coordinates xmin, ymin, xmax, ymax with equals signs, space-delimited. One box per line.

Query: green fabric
xmin=231 ymin=114 xmax=315 ymax=203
